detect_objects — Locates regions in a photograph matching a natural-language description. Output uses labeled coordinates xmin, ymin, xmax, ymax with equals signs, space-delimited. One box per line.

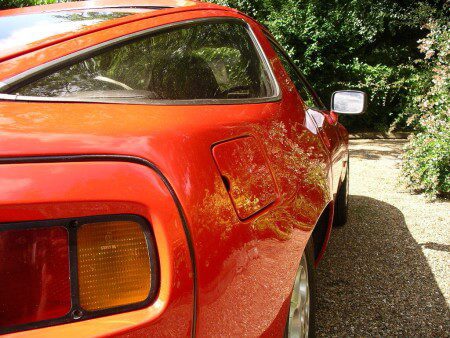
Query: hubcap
xmin=287 ymin=254 xmax=310 ymax=338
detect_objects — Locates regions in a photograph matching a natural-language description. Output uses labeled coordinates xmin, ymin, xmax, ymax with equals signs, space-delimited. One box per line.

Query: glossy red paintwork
xmin=0 ymin=1 xmax=349 ymax=336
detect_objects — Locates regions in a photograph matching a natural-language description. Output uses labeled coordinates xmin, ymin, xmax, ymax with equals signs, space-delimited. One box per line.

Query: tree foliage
xmin=2 ymin=0 xmax=447 ymax=131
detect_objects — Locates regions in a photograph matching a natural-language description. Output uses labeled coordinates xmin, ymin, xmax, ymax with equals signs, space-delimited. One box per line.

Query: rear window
xmin=16 ymin=20 xmax=278 ymax=103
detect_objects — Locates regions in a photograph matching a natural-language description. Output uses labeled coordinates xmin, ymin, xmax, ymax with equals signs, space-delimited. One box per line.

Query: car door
xmin=302 ymin=82 xmax=347 ymax=197
xmin=267 ymin=39 xmax=345 ymax=196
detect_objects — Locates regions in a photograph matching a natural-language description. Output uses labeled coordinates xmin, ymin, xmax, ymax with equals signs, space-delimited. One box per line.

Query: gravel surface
xmin=316 ymin=139 xmax=450 ymax=337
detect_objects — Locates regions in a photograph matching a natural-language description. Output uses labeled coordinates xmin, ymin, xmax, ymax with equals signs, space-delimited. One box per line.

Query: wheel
xmin=333 ymin=159 xmax=349 ymax=227
xmin=285 ymin=238 xmax=316 ymax=338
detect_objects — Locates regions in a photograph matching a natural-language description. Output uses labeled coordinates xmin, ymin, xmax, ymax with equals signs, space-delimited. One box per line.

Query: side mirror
xmin=331 ymin=90 xmax=367 ymax=114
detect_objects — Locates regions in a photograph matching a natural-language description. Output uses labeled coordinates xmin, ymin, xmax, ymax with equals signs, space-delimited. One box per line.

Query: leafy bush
xmin=401 ymin=20 xmax=450 ymax=199
xmin=3 ymin=0 xmax=445 ymax=132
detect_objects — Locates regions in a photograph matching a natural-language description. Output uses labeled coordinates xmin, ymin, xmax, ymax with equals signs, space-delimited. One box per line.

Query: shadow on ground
xmin=316 ymin=195 xmax=449 ymax=337
xmin=350 ymin=140 xmax=407 ymax=160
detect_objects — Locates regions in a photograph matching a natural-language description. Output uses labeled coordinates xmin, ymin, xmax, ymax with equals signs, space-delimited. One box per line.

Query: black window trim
xmin=0 ymin=17 xmax=281 ymax=105
xmin=264 ymin=33 xmax=326 ymax=110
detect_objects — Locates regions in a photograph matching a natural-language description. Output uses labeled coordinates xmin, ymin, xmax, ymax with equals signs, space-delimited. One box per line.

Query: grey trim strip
xmin=246 ymin=22 xmax=281 ymax=101
xmin=0 ymin=94 xmax=16 ymax=100
xmin=7 ymin=5 xmax=172 ymax=16
xmin=0 ymin=17 xmax=281 ymax=105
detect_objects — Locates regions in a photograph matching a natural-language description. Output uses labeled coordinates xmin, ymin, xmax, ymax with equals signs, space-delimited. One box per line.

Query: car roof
xmin=0 ymin=0 xmax=230 ymax=62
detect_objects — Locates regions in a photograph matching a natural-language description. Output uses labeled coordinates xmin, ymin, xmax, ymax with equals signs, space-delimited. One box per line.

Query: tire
xmin=284 ymin=237 xmax=316 ymax=338
xmin=333 ymin=160 xmax=349 ymax=227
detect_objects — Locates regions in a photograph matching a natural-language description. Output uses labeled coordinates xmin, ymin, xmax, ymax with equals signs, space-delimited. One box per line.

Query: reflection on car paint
xmin=212 ymin=136 xmax=278 ymax=219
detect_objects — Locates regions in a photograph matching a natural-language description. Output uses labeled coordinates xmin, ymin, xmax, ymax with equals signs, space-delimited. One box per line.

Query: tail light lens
xmin=77 ymin=221 xmax=152 ymax=311
xmin=0 ymin=227 xmax=71 ymax=327
xmin=0 ymin=215 xmax=158 ymax=334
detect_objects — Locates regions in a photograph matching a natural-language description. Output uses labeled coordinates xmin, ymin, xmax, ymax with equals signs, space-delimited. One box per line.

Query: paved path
xmin=316 ymin=139 xmax=450 ymax=337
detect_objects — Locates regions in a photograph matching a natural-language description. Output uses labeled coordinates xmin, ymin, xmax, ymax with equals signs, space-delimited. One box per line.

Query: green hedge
xmin=212 ymin=0 xmax=449 ymax=198
xmin=1 ymin=0 xmax=446 ymax=132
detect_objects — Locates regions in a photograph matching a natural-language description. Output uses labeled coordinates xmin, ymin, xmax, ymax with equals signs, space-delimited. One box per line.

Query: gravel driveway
xmin=316 ymin=139 xmax=450 ymax=337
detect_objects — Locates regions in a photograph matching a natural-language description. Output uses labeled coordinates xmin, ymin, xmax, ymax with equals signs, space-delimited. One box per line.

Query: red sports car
xmin=0 ymin=1 xmax=366 ymax=336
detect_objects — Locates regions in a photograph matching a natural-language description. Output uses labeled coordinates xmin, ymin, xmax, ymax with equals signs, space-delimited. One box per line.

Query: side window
xmin=269 ymin=41 xmax=321 ymax=109
xmin=16 ymin=21 xmax=277 ymax=102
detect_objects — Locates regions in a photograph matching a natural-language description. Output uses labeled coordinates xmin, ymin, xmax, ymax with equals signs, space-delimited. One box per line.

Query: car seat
xmin=148 ymin=54 xmax=221 ymax=100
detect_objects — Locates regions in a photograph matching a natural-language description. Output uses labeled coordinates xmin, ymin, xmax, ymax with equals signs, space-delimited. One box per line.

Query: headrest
xmin=149 ymin=54 xmax=220 ymax=100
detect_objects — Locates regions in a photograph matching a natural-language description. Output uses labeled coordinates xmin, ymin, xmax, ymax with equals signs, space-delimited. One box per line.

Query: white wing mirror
xmin=331 ymin=90 xmax=367 ymax=114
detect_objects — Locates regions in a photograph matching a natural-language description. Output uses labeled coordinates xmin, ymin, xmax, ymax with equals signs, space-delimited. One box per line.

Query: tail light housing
xmin=0 ymin=215 xmax=158 ymax=334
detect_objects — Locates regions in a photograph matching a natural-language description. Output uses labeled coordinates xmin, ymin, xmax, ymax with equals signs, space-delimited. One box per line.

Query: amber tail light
xmin=0 ymin=215 xmax=158 ymax=334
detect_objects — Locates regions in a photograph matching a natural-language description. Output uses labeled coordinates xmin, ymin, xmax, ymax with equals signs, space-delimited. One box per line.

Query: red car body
xmin=0 ymin=1 xmax=350 ymax=336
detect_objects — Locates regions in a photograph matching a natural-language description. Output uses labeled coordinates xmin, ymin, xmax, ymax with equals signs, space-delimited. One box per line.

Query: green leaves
xmin=3 ymin=0 xmax=448 ymax=197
